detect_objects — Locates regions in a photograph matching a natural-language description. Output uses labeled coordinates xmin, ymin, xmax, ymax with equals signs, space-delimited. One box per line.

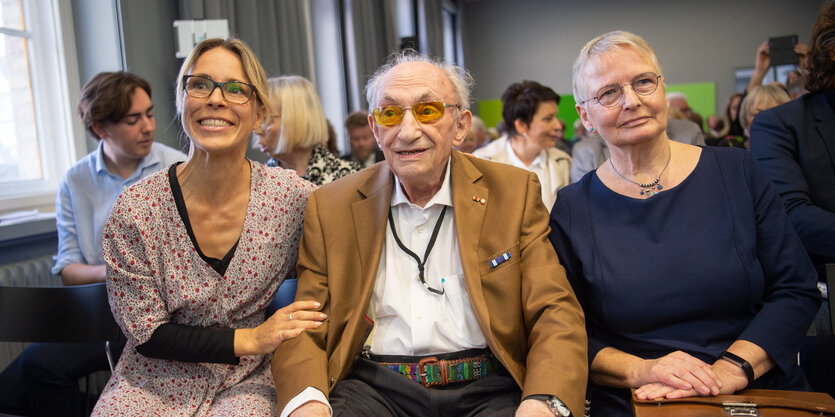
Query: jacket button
xmin=330 ymin=377 xmax=336 ymax=384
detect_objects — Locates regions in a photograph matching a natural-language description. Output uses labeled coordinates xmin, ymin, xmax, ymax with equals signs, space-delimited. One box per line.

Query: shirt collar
xmin=391 ymin=158 xmax=453 ymax=209
xmin=93 ymin=140 xmax=161 ymax=179
xmin=505 ymin=139 xmax=545 ymax=168
xmin=93 ymin=140 xmax=108 ymax=174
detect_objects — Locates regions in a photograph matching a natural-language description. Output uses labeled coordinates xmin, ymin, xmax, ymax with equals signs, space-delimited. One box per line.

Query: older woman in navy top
xmin=548 ymin=31 xmax=820 ymax=417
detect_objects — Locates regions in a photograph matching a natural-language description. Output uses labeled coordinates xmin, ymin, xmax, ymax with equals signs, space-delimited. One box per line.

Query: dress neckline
xmin=167 ymin=162 xmax=242 ymax=275
xmin=591 ymin=146 xmax=707 ymax=202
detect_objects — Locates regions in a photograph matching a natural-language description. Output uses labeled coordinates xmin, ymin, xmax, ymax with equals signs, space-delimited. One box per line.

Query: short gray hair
xmin=667 ymin=91 xmax=688 ymax=101
xmin=573 ymin=31 xmax=663 ymax=107
xmin=365 ymin=51 xmax=473 ymax=111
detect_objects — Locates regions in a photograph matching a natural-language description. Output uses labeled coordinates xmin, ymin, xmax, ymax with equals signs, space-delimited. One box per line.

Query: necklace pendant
xmin=656 ymin=184 xmax=663 ymax=190
xmin=639 ymin=189 xmax=645 ymax=195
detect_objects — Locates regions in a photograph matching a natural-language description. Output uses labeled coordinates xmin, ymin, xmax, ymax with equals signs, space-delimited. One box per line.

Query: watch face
xmin=547 ymin=397 xmax=571 ymax=417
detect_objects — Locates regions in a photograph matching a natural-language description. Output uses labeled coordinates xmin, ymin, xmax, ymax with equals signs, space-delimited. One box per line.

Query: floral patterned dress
xmin=266 ymin=143 xmax=360 ymax=186
xmin=93 ymin=161 xmax=315 ymax=416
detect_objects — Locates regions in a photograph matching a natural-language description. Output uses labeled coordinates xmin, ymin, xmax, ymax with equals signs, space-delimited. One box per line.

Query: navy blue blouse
xmin=549 ymin=147 xmax=820 ymax=416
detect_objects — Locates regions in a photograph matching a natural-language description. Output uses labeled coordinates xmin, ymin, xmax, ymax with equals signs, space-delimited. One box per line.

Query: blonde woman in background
xmin=739 ymin=85 xmax=791 ymax=137
xmin=255 ymin=75 xmax=359 ymax=186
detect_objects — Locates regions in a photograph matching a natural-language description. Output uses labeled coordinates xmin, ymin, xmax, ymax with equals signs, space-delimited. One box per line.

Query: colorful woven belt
xmin=376 ymin=352 xmax=500 ymax=388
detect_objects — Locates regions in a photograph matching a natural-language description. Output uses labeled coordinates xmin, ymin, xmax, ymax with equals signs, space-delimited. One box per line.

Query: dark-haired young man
xmin=0 ymin=71 xmax=184 ymax=416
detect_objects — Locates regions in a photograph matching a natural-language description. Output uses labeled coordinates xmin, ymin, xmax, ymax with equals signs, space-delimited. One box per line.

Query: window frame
xmin=0 ymin=0 xmax=83 ymax=213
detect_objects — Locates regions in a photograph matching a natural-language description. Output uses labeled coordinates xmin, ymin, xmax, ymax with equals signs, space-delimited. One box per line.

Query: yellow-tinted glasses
xmin=372 ymin=101 xmax=460 ymax=126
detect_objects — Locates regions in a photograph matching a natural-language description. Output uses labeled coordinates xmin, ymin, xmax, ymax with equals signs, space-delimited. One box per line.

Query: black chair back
xmin=0 ymin=283 xmax=120 ymax=343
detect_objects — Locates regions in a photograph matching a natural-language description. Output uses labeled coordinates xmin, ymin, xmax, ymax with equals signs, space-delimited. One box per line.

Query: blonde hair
xmin=174 ymin=38 xmax=274 ymax=132
xmin=739 ymin=85 xmax=790 ymax=131
xmin=573 ymin=31 xmax=664 ymax=107
xmin=266 ymin=75 xmax=328 ymax=154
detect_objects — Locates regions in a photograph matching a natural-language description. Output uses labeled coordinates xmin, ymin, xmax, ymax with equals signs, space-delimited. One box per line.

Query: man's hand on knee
xmin=289 ymin=401 xmax=330 ymax=417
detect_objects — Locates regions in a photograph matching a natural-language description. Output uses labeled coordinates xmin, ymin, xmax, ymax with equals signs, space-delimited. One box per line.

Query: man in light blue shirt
xmin=52 ymin=134 xmax=184 ymax=282
xmin=0 ymin=72 xmax=184 ymax=417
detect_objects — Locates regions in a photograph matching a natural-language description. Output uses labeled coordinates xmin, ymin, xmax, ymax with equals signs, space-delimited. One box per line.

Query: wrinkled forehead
xmin=375 ymin=62 xmax=455 ymax=106
xmin=582 ymin=46 xmax=659 ymax=89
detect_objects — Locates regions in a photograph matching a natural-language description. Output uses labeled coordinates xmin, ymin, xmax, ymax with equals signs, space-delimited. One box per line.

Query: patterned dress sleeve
xmin=102 ymin=184 xmax=170 ymax=346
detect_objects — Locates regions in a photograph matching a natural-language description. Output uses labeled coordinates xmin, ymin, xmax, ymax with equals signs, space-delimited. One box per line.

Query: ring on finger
xmin=289 ymin=313 xmax=294 ymax=321
xmin=279 ymin=331 xmax=285 ymax=342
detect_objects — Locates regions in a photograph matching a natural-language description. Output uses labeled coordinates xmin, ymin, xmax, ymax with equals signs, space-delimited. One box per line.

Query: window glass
xmin=0 ymin=0 xmax=24 ymax=31
xmin=0 ymin=32 xmax=43 ymax=183
xmin=0 ymin=0 xmax=77 ymax=211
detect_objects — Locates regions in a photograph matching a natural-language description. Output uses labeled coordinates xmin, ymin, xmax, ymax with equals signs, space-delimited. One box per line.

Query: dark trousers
xmin=0 ymin=335 xmax=125 ymax=417
xmin=331 ymin=356 xmax=521 ymax=417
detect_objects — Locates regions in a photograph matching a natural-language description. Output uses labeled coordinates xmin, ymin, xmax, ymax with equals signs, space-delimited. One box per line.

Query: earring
xmin=589 ymin=127 xmax=595 ymax=133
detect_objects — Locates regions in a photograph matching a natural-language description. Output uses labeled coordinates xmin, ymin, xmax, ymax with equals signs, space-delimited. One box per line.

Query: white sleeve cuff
xmin=279 ymin=386 xmax=331 ymax=417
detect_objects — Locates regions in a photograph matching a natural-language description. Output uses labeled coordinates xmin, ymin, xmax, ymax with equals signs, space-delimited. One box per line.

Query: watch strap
xmin=720 ymin=350 xmax=755 ymax=382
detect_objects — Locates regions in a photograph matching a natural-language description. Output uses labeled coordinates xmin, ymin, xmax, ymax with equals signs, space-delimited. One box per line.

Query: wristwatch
xmin=527 ymin=395 xmax=571 ymax=416
xmin=546 ymin=396 xmax=572 ymax=417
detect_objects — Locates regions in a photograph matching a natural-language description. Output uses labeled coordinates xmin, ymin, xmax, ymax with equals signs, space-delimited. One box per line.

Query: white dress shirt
xmin=369 ymin=159 xmax=487 ymax=355
xmin=280 ymin=159 xmax=487 ymax=417
xmin=504 ymin=139 xmax=554 ymax=210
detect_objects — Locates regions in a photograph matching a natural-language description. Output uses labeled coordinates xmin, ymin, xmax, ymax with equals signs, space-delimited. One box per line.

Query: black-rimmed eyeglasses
xmin=580 ymin=73 xmax=662 ymax=108
xmin=182 ymin=75 xmax=256 ymax=104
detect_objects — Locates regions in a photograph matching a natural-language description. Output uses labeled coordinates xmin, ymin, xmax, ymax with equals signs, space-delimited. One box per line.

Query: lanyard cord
xmin=387 ymin=205 xmax=447 ymax=295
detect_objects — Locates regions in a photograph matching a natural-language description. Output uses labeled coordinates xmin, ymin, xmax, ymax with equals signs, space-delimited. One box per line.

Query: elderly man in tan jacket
xmin=272 ymin=52 xmax=587 ymax=417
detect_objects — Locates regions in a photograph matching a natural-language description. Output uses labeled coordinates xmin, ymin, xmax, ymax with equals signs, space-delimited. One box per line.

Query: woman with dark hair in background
xmin=750 ymin=1 xmax=835 ymax=397
xmin=92 ymin=38 xmax=321 ymax=416
xmin=707 ymin=92 xmax=743 ymax=145
xmin=550 ymin=30 xmax=820 ymax=416
xmin=473 ymin=80 xmax=571 ymax=209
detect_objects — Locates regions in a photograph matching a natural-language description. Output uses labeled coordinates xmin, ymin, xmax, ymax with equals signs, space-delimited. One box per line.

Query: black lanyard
xmin=387 ymin=205 xmax=447 ymax=295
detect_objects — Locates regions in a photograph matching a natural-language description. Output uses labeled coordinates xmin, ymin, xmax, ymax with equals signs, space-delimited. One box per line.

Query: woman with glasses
xmin=548 ymin=31 xmax=820 ymax=416
xmin=254 ymin=75 xmax=359 ymax=186
xmin=92 ymin=38 xmax=322 ymax=416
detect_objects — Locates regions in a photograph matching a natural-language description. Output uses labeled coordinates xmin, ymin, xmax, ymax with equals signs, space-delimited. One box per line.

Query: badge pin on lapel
xmin=489 ymin=251 xmax=511 ymax=268
xmin=471 ymin=195 xmax=486 ymax=205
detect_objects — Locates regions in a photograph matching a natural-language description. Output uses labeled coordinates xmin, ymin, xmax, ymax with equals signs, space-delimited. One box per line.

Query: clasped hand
xmin=633 ymin=351 xmax=748 ymax=400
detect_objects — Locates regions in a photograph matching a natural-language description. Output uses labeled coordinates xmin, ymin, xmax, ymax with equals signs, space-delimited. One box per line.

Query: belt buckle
xmin=418 ymin=357 xmax=440 ymax=388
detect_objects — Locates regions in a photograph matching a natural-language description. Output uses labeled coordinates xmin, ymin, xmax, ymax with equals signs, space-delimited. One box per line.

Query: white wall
xmin=460 ymin=0 xmax=824 ymax=117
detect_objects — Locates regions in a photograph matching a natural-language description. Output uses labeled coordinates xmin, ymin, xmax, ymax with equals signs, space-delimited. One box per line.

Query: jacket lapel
xmin=352 ymin=164 xmax=393 ymax=294
xmin=450 ymin=152 xmax=491 ymax=332
xmin=811 ymin=93 xmax=835 ymax=168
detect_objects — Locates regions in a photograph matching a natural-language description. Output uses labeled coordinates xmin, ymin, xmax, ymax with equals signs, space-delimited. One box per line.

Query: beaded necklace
xmin=609 ymin=143 xmax=671 ymax=197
